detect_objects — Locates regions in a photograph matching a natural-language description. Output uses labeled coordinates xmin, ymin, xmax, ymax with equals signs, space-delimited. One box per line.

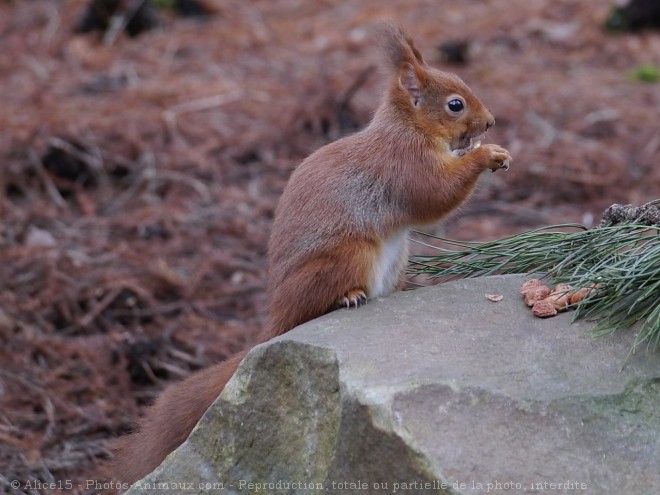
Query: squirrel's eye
xmin=447 ymin=99 xmax=464 ymax=113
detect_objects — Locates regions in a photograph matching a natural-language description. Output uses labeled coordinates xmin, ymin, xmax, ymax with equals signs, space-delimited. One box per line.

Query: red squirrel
xmin=112 ymin=22 xmax=511 ymax=484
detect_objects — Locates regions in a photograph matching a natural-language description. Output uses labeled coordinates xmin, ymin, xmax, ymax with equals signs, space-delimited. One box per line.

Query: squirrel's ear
xmin=404 ymin=34 xmax=425 ymax=66
xmin=399 ymin=63 xmax=423 ymax=107
xmin=376 ymin=21 xmax=427 ymax=106
xmin=377 ymin=21 xmax=427 ymax=73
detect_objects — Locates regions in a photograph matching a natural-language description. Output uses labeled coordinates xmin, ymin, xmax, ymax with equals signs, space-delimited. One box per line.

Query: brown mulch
xmin=0 ymin=1 xmax=658 ymax=493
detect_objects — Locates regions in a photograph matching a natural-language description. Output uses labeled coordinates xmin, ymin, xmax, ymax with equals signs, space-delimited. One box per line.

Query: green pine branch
xmin=409 ymin=222 xmax=660 ymax=352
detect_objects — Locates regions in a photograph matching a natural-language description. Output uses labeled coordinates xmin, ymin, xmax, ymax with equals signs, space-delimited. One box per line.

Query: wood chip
xmin=485 ymin=294 xmax=504 ymax=302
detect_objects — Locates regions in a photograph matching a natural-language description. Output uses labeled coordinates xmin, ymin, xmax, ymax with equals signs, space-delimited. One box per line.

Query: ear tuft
xmin=375 ymin=20 xmax=426 ymax=74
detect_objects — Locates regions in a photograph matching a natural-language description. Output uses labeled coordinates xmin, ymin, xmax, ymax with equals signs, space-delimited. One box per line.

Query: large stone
xmin=125 ymin=275 xmax=660 ymax=494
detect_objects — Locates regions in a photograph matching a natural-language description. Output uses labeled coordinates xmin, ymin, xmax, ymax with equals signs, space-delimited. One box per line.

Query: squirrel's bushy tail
xmin=111 ymin=349 xmax=248 ymax=485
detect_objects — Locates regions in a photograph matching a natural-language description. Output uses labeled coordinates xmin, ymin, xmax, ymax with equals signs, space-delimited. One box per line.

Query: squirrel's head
xmin=378 ymin=22 xmax=495 ymax=155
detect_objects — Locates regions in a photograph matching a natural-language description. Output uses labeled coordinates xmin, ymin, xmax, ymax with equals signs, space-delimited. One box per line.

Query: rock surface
xmin=125 ymin=275 xmax=660 ymax=494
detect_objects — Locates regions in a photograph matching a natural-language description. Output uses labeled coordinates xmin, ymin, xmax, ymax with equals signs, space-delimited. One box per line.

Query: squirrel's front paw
xmin=482 ymin=144 xmax=512 ymax=172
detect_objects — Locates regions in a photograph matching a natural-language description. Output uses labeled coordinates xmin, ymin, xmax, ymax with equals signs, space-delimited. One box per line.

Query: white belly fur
xmin=369 ymin=228 xmax=409 ymax=298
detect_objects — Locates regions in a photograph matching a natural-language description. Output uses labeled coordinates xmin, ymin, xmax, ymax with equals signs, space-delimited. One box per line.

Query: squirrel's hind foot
xmin=335 ymin=289 xmax=368 ymax=309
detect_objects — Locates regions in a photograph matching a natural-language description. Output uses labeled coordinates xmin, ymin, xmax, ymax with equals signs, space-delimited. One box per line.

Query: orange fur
xmin=112 ymin=351 xmax=247 ymax=484
xmin=111 ymin=21 xmax=511 ymax=486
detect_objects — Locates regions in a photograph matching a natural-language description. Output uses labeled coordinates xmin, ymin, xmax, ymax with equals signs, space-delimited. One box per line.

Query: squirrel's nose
xmin=486 ymin=118 xmax=495 ymax=130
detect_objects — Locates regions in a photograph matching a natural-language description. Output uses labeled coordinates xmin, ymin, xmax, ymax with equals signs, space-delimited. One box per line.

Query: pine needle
xmin=409 ymin=223 xmax=660 ymax=352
